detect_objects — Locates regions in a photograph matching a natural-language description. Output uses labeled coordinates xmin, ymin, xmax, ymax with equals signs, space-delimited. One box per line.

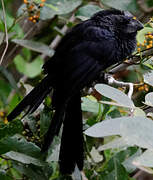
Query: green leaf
xmin=144 ymin=92 xmax=153 ymax=107
xmin=122 ymin=148 xmax=142 ymax=173
xmin=5 ymin=151 xmax=46 ymax=166
xmin=8 ymin=94 xmax=22 ymax=113
xmin=133 ymin=107 xmax=146 ymax=116
xmin=40 ymin=109 xmax=52 ymax=136
xmin=0 ymin=79 xmax=11 ymax=105
xmin=0 ymin=32 xmax=4 ymax=45
xmin=0 ymin=170 xmax=12 ymax=180
xmin=84 ymin=117 xmax=121 ymax=137
xmin=133 ymin=150 xmax=153 ymax=170
xmin=120 ymin=116 xmax=153 ymax=149
xmin=101 ymin=157 xmax=128 ymax=180
xmin=101 ymin=0 xmax=138 ymax=13
xmin=81 ymin=96 xmax=103 ymax=113
xmin=98 ymin=137 xmax=129 ymax=151
xmin=12 ymin=39 xmax=54 ymax=57
xmin=0 ymin=66 xmax=18 ymax=92
xmin=75 ymin=5 xmax=102 ymax=21
xmin=0 ymin=135 xmax=41 ymax=157
xmin=14 ymin=55 xmax=43 ymax=78
xmin=144 ymin=71 xmax=153 ymax=86
xmin=102 ymin=147 xmax=138 ymax=176
xmin=95 ymin=84 xmax=135 ymax=108
xmin=0 ymin=120 xmax=23 ymax=141
xmin=12 ymin=161 xmax=49 ymax=180
xmin=137 ymin=27 xmax=153 ymax=44
xmin=40 ymin=0 xmax=82 ymax=20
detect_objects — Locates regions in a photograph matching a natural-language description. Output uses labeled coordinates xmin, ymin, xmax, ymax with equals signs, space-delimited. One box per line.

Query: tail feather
xmin=7 ymin=76 xmax=52 ymax=121
xmin=59 ymin=93 xmax=84 ymax=174
xmin=41 ymin=103 xmax=66 ymax=152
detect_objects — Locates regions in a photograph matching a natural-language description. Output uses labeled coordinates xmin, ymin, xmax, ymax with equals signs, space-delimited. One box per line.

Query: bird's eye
xmin=132 ymin=16 xmax=137 ymax=20
xmin=122 ymin=19 xmax=130 ymax=25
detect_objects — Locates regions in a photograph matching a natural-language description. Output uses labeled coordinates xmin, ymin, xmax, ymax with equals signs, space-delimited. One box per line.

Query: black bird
xmin=7 ymin=9 xmax=143 ymax=174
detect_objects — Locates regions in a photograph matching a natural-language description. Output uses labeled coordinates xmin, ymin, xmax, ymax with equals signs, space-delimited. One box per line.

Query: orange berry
xmin=145 ymin=35 xmax=149 ymax=38
xmin=28 ymin=16 xmax=33 ymax=21
xmin=32 ymin=19 xmax=36 ymax=23
xmin=29 ymin=5 xmax=34 ymax=10
xmin=141 ymin=43 xmax=145 ymax=46
xmin=149 ymin=35 xmax=153 ymax=38
xmin=144 ymin=84 xmax=149 ymax=91
xmin=33 ymin=15 xmax=39 ymax=19
xmin=137 ymin=48 xmax=141 ymax=52
xmin=143 ymin=40 xmax=147 ymax=43
xmin=148 ymin=32 xmax=151 ymax=34
xmin=4 ymin=118 xmax=8 ymax=124
xmin=39 ymin=3 xmax=44 ymax=7
xmin=149 ymin=44 xmax=152 ymax=48
xmin=150 ymin=35 xmax=153 ymax=39
xmin=149 ymin=40 xmax=153 ymax=44
xmin=23 ymin=0 xmax=28 ymax=4
xmin=138 ymin=87 xmax=144 ymax=91
xmin=41 ymin=0 xmax=46 ymax=2
xmin=146 ymin=45 xmax=150 ymax=49
xmin=144 ymin=40 xmax=147 ymax=43
xmin=0 ymin=112 xmax=4 ymax=117
xmin=137 ymin=42 xmax=140 ymax=46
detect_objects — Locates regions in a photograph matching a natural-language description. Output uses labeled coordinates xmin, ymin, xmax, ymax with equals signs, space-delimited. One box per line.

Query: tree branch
xmin=0 ymin=0 xmax=8 ymax=65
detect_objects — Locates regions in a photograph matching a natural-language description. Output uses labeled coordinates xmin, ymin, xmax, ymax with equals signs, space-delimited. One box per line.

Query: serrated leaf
xmin=95 ymin=84 xmax=135 ymax=108
xmin=84 ymin=117 xmax=121 ymax=137
xmin=12 ymin=39 xmax=54 ymax=57
xmin=5 ymin=151 xmax=46 ymax=166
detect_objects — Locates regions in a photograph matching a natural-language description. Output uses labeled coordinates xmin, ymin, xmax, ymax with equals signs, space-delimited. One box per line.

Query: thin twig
xmin=0 ymin=0 xmax=9 ymax=65
xmin=41 ymin=13 xmax=76 ymax=60
xmin=107 ymin=75 xmax=134 ymax=99
xmin=110 ymin=47 xmax=153 ymax=74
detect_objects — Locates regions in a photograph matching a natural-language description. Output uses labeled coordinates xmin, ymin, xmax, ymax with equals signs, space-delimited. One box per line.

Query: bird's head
xmin=92 ymin=9 xmax=143 ymax=37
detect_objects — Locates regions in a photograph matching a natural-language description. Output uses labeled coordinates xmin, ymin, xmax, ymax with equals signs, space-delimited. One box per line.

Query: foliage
xmin=1 ymin=0 xmax=153 ymax=179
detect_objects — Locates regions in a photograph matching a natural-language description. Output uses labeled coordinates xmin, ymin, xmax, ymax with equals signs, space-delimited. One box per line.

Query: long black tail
xmin=7 ymin=76 xmax=52 ymax=121
xmin=59 ymin=93 xmax=84 ymax=174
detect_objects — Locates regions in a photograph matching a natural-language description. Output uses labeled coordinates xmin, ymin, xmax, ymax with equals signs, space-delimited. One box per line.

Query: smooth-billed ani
xmin=7 ymin=9 xmax=143 ymax=174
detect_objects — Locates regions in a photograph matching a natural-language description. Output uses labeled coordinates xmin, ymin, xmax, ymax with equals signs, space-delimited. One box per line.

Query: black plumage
xmin=7 ymin=9 xmax=143 ymax=174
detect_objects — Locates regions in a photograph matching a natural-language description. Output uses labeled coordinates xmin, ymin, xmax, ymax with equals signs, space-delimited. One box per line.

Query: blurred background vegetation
xmin=1 ymin=0 xmax=153 ymax=179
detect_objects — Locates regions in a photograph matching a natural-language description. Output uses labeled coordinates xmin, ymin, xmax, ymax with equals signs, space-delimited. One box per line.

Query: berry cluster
xmin=23 ymin=0 xmax=46 ymax=23
xmin=0 ymin=111 xmax=8 ymax=124
xmin=138 ymin=84 xmax=149 ymax=92
xmin=137 ymin=32 xmax=153 ymax=52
